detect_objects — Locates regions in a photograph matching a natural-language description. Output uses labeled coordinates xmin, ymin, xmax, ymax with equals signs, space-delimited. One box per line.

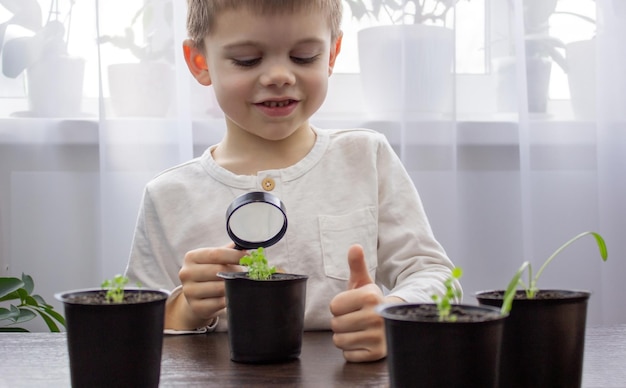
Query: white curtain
xmin=1 ymin=0 xmax=624 ymax=331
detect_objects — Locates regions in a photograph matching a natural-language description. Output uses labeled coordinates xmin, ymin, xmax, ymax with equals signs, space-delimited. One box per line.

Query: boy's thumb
xmin=347 ymin=244 xmax=373 ymax=289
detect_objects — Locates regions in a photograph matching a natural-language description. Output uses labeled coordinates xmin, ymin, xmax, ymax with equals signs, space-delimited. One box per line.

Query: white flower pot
xmin=26 ymin=56 xmax=85 ymax=117
xmin=107 ymin=63 xmax=174 ymax=117
xmin=494 ymin=56 xmax=552 ymax=114
xmin=358 ymin=24 xmax=455 ymax=120
xmin=566 ymin=39 xmax=595 ymax=120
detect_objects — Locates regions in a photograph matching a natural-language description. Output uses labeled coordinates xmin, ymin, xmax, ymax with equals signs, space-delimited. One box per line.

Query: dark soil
xmin=63 ymin=289 xmax=166 ymax=305
xmin=382 ymin=304 xmax=502 ymax=323
xmin=477 ymin=289 xmax=589 ymax=300
xmin=218 ymin=272 xmax=307 ymax=281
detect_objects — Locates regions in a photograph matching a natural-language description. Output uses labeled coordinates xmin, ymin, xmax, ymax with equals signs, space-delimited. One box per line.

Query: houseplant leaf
xmin=0 ymin=306 xmax=19 ymax=320
xmin=21 ymin=273 xmax=34 ymax=294
xmin=41 ymin=305 xmax=66 ymax=327
xmin=1 ymin=273 xmax=66 ymax=332
xmin=0 ymin=326 xmax=29 ymax=332
xmin=500 ymin=261 xmax=529 ymax=315
xmin=14 ymin=307 xmax=36 ymax=323
xmin=529 ymin=231 xmax=607 ymax=296
xmin=0 ymin=277 xmax=24 ymax=300
xmin=1 ymin=35 xmax=43 ymax=78
xmin=35 ymin=309 xmax=61 ymax=332
xmin=498 ymin=231 xmax=607 ymax=312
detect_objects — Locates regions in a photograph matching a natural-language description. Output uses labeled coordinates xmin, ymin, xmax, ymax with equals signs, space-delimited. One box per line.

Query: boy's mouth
xmin=260 ymin=99 xmax=296 ymax=108
xmin=255 ymin=98 xmax=299 ymax=117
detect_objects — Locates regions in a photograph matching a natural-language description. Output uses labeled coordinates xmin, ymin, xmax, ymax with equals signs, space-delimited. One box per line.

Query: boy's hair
xmin=187 ymin=0 xmax=343 ymax=49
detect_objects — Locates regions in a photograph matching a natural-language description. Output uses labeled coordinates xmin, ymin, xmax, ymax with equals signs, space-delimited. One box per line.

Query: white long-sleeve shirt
xmin=125 ymin=127 xmax=459 ymax=331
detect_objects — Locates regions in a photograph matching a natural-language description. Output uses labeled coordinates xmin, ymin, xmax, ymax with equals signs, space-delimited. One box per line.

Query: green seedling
xmin=0 ymin=273 xmax=66 ymax=332
xmin=240 ymin=247 xmax=276 ymax=280
xmin=431 ymin=267 xmax=463 ymax=322
xmin=101 ymin=274 xmax=130 ymax=303
xmin=500 ymin=231 xmax=608 ymax=315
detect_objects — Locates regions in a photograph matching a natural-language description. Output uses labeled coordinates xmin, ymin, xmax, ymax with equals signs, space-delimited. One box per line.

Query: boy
xmin=125 ymin=0 xmax=460 ymax=363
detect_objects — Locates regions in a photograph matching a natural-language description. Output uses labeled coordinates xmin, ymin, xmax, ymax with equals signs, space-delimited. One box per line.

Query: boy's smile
xmin=254 ymin=98 xmax=299 ymax=117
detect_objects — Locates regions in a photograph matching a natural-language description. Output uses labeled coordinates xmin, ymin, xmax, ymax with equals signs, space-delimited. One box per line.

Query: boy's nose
xmin=259 ymin=63 xmax=296 ymax=87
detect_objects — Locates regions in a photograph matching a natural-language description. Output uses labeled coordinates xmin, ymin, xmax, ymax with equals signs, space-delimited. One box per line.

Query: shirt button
xmin=262 ymin=177 xmax=275 ymax=191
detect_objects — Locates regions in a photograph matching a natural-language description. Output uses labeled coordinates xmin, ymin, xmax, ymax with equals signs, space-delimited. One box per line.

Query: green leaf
xmin=0 ymin=290 xmax=21 ymax=303
xmin=433 ymin=267 xmax=463 ymax=321
xmin=21 ymin=273 xmax=34 ymax=295
xmin=36 ymin=309 xmax=60 ymax=332
xmin=14 ymin=308 xmax=36 ymax=324
xmin=24 ymin=295 xmax=40 ymax=307
xmin=0 ymin=277 xmax=24 ymax=300
xmin=0 ymin=327 xmax=29 ymax=332
xmin=532 ymin=231 xmax=608 ymax=289
xmin=590 ymin=232 xmax=608 ymax=261
xmin=500 ymin=261 xmax=530 ymax=316
xmin=32 ymin=294 xmax=47 ymax=306
xmin=0 ymin=306 xmax=20 ymax=320
xmin=1 ymin=273 xmax=66 ymax=332
xmin=16 ymin=288 xmax=28 ymax=303
xmin=102 ymin=274 xmax=129 ymax=303
xmin=42 ymin=305 xmax=66 ymax=328
xmin=9 ymin=304 xmax=20 ymax=319
xmin=239 ymin=248 xmax=276 ymax=280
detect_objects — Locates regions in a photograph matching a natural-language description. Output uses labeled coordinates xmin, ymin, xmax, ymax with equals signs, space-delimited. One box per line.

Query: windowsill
xmin=0 ymin=113 xmax=601 ymax=147
xmin=0 ymin=76 xmax=605 ymax=148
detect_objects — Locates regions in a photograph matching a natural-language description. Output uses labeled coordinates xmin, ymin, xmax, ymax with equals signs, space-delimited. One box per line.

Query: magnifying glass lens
xmin=226 ymin=192 xmax=287 ymax=249
xmin=228 ymin=202 xmax=284 ymax=243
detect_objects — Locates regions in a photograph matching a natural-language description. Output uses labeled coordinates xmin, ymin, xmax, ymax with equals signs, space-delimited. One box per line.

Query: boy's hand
xmin=168 ymin=243 xmax=245 ymax=330
xmin=329 ymin=244 xmax=388 ymax=362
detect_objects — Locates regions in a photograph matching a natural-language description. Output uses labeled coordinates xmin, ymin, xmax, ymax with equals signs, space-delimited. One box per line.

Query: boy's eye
xmin=291 ymin=55 xmax=320 ymax=65
xmin=232 ymin=58 xmax=261 ymax=67
xmin=230 ymin=54 xmax=320 ymax=67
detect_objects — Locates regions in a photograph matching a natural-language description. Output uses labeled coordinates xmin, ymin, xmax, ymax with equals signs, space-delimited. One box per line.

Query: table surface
xmin=1 ymin=325 xmax=625 ymax=387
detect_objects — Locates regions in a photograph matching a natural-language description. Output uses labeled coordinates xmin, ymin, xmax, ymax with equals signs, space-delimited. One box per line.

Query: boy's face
xmin=196 ymin=7 xmax=340 ymax=141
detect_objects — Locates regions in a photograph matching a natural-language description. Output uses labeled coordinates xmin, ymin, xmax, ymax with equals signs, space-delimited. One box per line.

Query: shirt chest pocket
xmin=319 ymin=207 xmax=378 ymax=280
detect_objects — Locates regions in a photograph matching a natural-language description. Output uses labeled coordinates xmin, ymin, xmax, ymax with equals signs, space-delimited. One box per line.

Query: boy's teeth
xmin=264 ymin=101 xmax=289 ymax=107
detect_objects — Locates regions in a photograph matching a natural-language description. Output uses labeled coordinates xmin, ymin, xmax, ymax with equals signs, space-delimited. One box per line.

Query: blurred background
xmin=1 ymin=0 xmax=624 ymax=330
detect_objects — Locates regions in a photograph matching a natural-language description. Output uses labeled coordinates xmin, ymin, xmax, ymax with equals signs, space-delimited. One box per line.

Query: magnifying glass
xmin=226 ymin=191 xmax=288 ymax=250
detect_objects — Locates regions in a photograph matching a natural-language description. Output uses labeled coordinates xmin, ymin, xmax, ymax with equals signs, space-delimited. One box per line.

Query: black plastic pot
xmin=218 ymin=272 xmax=308 ymax=363
xmin=377 ymin=303 xmax=507 ymax=388
xmin=476 ymin=289 xmax=590 ymax=388
xmin=56 ymin=288 xmax=168 ymax=388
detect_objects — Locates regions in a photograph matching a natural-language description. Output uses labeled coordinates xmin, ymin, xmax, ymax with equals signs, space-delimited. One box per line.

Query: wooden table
xmin=0 ymin=325 xmax=624 ymax=387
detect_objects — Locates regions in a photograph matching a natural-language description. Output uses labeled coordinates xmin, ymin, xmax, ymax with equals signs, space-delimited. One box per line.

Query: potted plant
xmin=476 ymin=231 xmax=608 ymax=388
xmin=494 ymin=0 xmax=596 ymax=114
xmin=344 ymin=0 xmax=465 ymax=119
xmin=0 ymin=0 xmax=85 ymax=117
xmin=563 ymin=7 xmax=596 ymax=120
xmin=378 ymin=267 xmax=508 ymax=388
xmin=55 ymin=274 xmax=168 ymax=387
xmin=97 ymin=0 xmax=175 ymax=117
xmin=217 ymin=247 xmax=308 ymax=363
xmin=1 ymin=272 xmax=66 ymax=332
xmin=493 ymin=0 xmax=562 ymax=113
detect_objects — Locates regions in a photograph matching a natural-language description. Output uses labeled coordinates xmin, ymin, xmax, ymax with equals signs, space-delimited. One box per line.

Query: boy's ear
xmin=328 ymin=32 xmax=343 ymax=76
xmin=183 ymin=39 xmax=211 ymax=86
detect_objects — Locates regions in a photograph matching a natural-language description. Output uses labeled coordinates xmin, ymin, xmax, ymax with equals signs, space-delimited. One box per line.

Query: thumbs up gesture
xmin=329 ymin=244 xmax=391 ymax=362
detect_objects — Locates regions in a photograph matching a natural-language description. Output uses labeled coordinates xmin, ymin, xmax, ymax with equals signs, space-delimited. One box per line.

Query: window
xmin=548 ymin=0 xmax=596 ymax=99
xmin=335 ymin=0 xmax=486 ymax=74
